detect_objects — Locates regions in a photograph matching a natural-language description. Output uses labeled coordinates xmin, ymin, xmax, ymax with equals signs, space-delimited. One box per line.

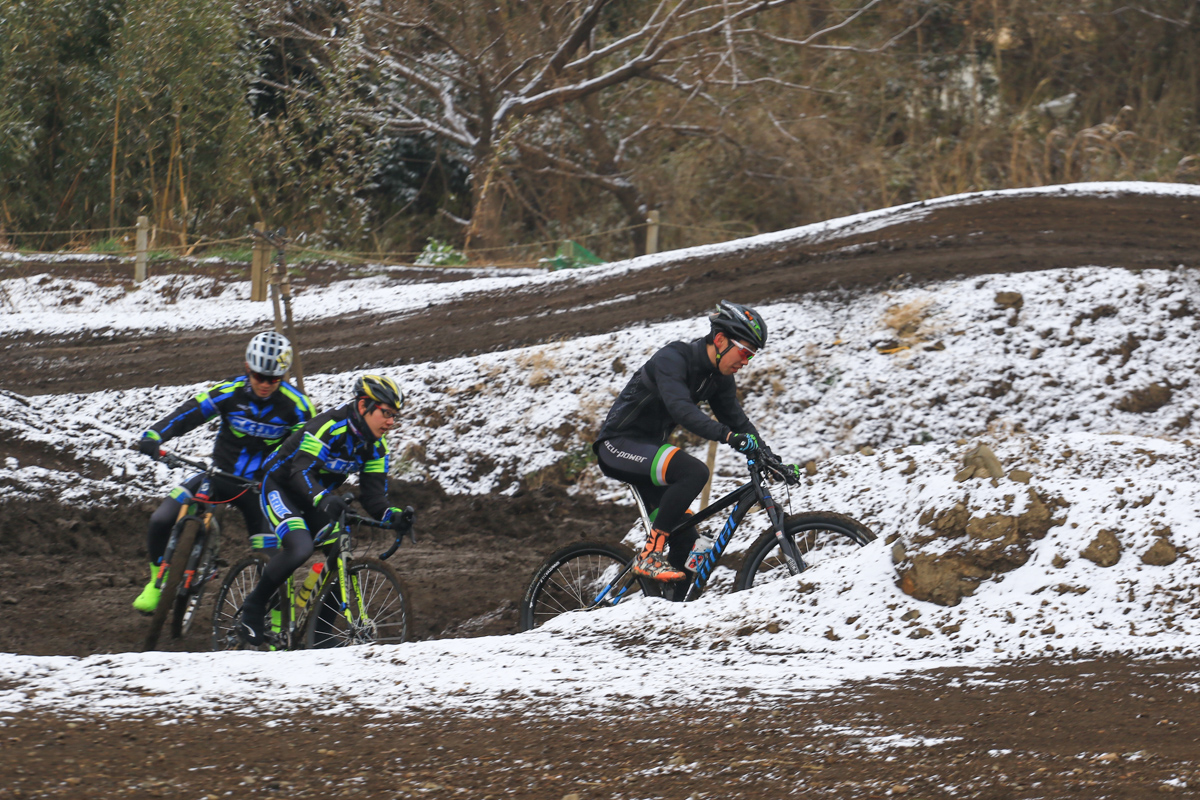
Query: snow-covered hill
xmin=2 ymin=182 xmax=1199 ymax=719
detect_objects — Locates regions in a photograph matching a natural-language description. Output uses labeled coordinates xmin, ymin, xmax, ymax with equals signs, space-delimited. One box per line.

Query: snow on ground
xmin=2 ymin=182 xmax=1200 ymax=720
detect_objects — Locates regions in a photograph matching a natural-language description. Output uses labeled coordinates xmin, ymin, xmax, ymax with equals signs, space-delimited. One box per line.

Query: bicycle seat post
xmin=626 ymin=485 xmax=656 ymax=540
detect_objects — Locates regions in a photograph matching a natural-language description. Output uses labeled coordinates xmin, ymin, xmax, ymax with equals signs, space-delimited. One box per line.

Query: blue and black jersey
xmin=142 ymin=376 xmax=314 ymax=480
xmin=260 ymin=401 xmax=392 ymax=521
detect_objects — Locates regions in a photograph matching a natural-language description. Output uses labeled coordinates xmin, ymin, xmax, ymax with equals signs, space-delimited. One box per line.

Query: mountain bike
xmin=520 ymin=449 xmax=876 ymax=631
xmin=143 ymin=452 xmax=259 ymax=651
xmin=210 ymin=498 xmax=414 ymax=651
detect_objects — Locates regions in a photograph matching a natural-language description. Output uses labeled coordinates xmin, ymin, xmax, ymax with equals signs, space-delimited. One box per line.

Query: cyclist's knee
xmin=666 ymin=451 xmax=708 ymax=490
xmin=148 ymin=495 xmax=182 ymax=529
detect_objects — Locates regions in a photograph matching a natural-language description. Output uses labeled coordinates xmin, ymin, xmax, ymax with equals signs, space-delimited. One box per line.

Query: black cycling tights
xmin=595 ymin=437 xmax=710 ymax=534
xmin=247 ymin=528 xmax=316 ymax=605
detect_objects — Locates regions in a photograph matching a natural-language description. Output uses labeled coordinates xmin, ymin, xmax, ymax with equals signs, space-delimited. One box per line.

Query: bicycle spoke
xmin=522 ymin=545 xmax=641 ymax=630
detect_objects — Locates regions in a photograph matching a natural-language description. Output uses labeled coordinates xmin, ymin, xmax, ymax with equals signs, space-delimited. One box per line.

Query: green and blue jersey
xmin=260 ymin=400 xmax=392 ymax=521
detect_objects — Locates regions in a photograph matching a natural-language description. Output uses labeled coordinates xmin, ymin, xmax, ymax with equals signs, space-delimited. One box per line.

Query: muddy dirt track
xmin=5 ymin=191 xmax=1200 ymax=396
xmin=5 ymin=189 xmax=1200 ymax=798
xmin=3 ymin=656 xmax=1198 ymax=799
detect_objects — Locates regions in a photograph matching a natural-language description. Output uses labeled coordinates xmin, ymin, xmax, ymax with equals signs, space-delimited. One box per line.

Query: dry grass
xmin=882 ymin=297 xmax=938 ymax=344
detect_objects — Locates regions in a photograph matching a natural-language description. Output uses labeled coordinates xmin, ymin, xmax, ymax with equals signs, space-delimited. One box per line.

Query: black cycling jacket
xmin=594 ymin=337 xmax=761 ymax=448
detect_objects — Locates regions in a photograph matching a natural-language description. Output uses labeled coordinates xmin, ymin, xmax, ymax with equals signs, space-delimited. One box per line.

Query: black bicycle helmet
xmin=709 ymin=300 xmax=767 ymax=350
xmin=354 ymin=374 xmax=404 ymax=410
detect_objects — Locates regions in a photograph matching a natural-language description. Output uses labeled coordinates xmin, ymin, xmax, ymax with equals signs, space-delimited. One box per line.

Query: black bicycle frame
xmin=662 ymin=456 xmax=806 ymax=601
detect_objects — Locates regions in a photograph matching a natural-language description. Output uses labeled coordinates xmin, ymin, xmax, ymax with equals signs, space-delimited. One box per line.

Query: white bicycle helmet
xmin=245 ymin=331 xmax=293 ymax=377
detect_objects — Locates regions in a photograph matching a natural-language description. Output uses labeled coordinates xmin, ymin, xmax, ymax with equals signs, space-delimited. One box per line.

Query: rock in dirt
xmin=994 ymin=291 xmax=1024 ymax=310
xmin=1116 ymin=383 xmax=1173 ymax=413
xmin=1081 ymin=529 xmax=1123 ymax=567
xmin=960 ymin=443 xmax=1005 ymax=479
xmin=897 ymin=489 xmax=1068 ymax=606
xmin=1141 ymin=537 xmax=1178 ymax=566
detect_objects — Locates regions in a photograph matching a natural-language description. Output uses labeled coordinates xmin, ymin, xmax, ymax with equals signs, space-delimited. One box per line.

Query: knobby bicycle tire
xmin=305 ymin=558 xmax=411 ymax=649
xmin=519 ymin=541 xmax=651 ymax=632
xmin=171 ymin=516 xmax=220 ymax=639
xmin=211 ymin=552 xmax=271 ymax=651
xmin=143 ymin=517 xmax=200 ymax=651
xmin=734 ymin=512 xmax=877 ymax=591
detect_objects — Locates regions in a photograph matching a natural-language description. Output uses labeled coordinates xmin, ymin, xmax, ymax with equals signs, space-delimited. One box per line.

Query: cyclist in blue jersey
xmin=236 ymin=373 xmax=415 ymax=645
xmin=131 ymin=331 xmax=314 ymax=614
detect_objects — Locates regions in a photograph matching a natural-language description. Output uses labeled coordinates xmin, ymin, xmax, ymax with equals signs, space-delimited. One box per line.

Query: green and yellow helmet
xmin=354 ymin=374 xmax=403 ymax=410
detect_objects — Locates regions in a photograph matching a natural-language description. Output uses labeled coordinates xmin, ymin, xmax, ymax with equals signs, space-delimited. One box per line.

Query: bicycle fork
xmin=760 ymin=487 xmax=806 ymax=576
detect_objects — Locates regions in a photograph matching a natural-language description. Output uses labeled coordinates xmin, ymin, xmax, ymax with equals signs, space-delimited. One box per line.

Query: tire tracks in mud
xmin=5 ymin=193 xmax=1200 ymax=396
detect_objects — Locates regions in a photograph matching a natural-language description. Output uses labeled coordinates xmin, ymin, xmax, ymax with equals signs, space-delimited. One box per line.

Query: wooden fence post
xmin=134 ymin=216 xmax=149 ymax=284
xmin=646 ymin=210 xmax=661 ymax=255
xmin=251 ymin=222 xmax=268 ymax=301
xmin=700 ymin=440 xmax=718 ymax=510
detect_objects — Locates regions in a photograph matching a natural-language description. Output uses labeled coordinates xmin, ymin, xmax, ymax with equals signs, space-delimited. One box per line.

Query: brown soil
xmin=0 ymin=481 xmax=632 ymax=656
xmin=3 ymin=656 xmax=1198 ymax=799
xmin=5 ymin=190 xmax=1200 ymax=795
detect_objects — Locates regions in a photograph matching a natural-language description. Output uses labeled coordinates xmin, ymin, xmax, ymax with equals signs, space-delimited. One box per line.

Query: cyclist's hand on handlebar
xmin=782 ymin=463 xmax=803 ymax=486
xmin=726 ymin=432 xmax=760 ymax=454
xmin=136 ymin=437 xmax=162 ymax=460
xmin=317 ymin=492 xmax=350 ymax=519
xmin=385 ymin=506 xmax=415 ymax=533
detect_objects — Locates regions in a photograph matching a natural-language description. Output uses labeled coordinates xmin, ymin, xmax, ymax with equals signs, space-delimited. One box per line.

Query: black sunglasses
xmin=250 ymin=371 xmax=283 ymax=384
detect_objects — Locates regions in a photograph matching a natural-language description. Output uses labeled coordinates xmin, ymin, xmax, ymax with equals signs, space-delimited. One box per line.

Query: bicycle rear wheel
xmin=305 ymin=558 xmax=411 ymax=649
xmin=734 ymin=512 xmax=876 ymax=591
xmin=519 ymin=541 xmax=650 ymax=632
xmin=144 ymin=517 xmax=200 ymax=652
xmin=210 ymin=552 xmax=271 ymax=651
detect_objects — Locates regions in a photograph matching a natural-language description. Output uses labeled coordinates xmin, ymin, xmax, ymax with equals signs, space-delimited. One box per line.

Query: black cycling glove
xmin=783 ymin=463 xmax=803 ymax=486
xmin=136 ymin=437 xmax=162 ymax=459
xmin=386 ymin=506 xmax=415 ymax=532
xmin=318 ymin=493 xmax=350 ymax=519
xmin=726 ymin=432 xmax=760 ymax=454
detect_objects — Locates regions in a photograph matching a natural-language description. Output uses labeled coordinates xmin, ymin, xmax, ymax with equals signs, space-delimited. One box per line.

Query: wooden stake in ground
xmin=250 ymin=227 xmax=306 ymax=395
xmin=699 ymin=439 xmax=718 ymax=509
xmin=134 ymin=216 xmax=149 ymax=285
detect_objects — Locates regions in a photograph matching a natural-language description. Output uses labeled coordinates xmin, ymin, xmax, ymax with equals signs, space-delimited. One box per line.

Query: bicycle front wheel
xmin=144 ymin=517 xmax=199 ymax=652
xmin=519 ymin=541 xmax=650 ymax=632
xmin=734 ymin=512 xmax=876 ymax=591
xmin=210 ymin=553 xmax=270 ymax=651
xmin=172 ymin=517 xmax=220 ymax=639
xmin=305 ymin=558 xmax=412 ymax=649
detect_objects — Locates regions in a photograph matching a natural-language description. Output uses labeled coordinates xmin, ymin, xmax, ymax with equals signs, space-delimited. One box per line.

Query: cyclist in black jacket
xmin=236 ymin=374 xmax=415 ymax=645
xmin=593 ymin=300 xmax=769 ymax=581
xmin=131 ymin=331 xmax=313 ymax=613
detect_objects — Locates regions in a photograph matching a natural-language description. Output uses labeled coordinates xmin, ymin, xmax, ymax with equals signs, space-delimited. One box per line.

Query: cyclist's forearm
xmin=357 ymin=471 xmax=391 ymax=520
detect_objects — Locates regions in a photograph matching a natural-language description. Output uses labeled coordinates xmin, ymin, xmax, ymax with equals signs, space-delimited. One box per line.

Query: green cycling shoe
xmin=132 ymin=563 xmax=167 ymax=615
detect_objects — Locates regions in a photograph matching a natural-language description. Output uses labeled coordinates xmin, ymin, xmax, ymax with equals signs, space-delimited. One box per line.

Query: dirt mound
xmin=894 ymin=459 xmax=1070 ymax=606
